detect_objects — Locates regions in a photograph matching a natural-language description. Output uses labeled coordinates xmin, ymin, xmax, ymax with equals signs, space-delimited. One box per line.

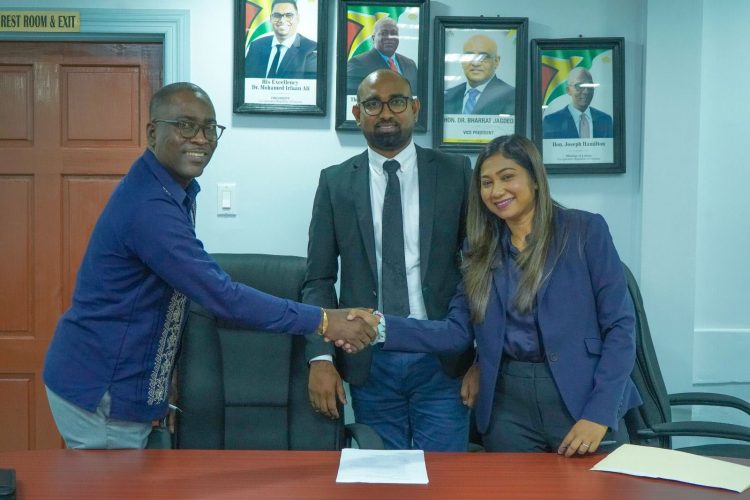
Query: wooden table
xmin=0 ymin=449 xmax=746 ymax=499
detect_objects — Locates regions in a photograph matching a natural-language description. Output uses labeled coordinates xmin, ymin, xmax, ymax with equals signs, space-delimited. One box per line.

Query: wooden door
xmin=0 ymin=41 xmax=162 ymax=450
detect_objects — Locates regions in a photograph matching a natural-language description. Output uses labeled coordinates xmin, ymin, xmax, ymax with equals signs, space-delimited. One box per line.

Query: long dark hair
xmin=462 ymin=135 xmax=556 ymax=322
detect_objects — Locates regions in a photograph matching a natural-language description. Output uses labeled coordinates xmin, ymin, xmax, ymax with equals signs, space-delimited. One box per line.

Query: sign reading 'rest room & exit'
xmin=0 ymin=11 xmax=80 ymax=32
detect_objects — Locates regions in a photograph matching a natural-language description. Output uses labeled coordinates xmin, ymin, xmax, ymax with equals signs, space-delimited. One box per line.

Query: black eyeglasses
xmin=359 ymin=96 xmax=411 ymax=116
xmin=271 ymin=12 xmax=296 ymax=22
xmin=152 ymin=119 xmax=226 ymax=142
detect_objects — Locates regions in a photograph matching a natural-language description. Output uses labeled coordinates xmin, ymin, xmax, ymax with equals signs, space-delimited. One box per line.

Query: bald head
xmin=462 ymin=34 xmax=500 ymax=87
xmin=357 ymin=69 xmax=412 ymax=102
xmin=149 ymin=82 xmax=213 ymax=120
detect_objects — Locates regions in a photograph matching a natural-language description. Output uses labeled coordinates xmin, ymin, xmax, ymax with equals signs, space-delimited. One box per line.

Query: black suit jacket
xmin=244 ymin=33 xmax=317 ymax=79
xmin=346 ymin=49 xmax=418 ymax=95
xmin=302 ymin=146 xmax=475 ymax=386
xmin=443 ymin=76 xmax=515 ymax=115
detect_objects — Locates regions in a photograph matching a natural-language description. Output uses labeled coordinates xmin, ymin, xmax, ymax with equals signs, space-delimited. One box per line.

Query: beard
xmin=369 ymin=121 xmax=408 ymax=151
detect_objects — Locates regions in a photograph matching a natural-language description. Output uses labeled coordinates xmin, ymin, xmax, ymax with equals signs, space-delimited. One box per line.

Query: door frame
xmin=0 ymin=8 xmax=187 ymax=83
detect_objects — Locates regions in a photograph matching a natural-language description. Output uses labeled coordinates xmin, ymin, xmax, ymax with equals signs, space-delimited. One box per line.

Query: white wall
xmin=642 ymin=0 xmax=750 ymax=442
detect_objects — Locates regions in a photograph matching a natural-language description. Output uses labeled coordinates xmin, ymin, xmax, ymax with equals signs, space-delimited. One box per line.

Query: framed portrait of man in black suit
xmin=335 ymin=0 xmax=429 ymax=131
xmin=531 ymin=37 xmax=625 ymax=173
xmin=233 ymin=0 xmax=328 ymax=115
xmin=432 ymin=17 xmax=528 ymax=153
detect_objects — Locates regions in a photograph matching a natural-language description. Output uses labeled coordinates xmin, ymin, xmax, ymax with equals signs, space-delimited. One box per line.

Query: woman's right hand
xmin=460 ymin=362 xmax=480 ymax=408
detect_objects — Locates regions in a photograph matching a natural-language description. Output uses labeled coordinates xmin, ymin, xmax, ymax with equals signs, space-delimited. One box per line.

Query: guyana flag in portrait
xmin=540 ymin=49 xmax=611 ymax=107
xmin=345 ymin=5 xmax=411 ymax=59
xmin=244 ymin=0 xmax=273 ymax=54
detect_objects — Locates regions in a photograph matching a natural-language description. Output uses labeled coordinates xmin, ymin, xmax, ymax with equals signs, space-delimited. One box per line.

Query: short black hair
xmin=149 ymin=82 xmax=211 ymax=119
xmin=271 ymin=0 xmax=298 ymax=11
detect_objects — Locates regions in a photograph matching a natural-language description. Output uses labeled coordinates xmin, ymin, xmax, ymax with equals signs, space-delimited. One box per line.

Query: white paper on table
xmin=335 ymin=448 xmax=429 ymax=484
xmin=591 ymin=444 xmax=750 ymax=493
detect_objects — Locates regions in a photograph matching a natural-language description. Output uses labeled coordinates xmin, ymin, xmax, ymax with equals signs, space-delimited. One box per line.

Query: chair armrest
xmin=669 ymin=392 xmax=750 ymax=417
xmin=344 ymin=423 xmax=385 ymax=450
xmin=637 ymin=421 xmax=750 ymax=443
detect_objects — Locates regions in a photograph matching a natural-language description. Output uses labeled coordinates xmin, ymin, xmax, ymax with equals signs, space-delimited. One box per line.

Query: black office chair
xmin=622 ymin=263 xmax=750 ymax=458
xmin=173 ymin=253 xmax=382 ymax=450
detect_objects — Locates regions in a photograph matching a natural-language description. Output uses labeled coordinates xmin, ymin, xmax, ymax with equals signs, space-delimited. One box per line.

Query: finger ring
xmin=581 ymin=443 xmax=590 ymax=448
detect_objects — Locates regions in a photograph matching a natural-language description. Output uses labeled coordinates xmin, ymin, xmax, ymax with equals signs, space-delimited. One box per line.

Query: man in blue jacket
xmin=43 ymin=82 xmax=375 ymax=449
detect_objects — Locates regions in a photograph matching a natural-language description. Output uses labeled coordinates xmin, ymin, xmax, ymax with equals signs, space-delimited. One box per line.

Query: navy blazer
xmin=443 ymin=76 xmax=515 ymax=115
xmin=384 ymin=208 xmax=642 ymax=434
xmin=244 ymin=33 xmax=317 ymax=79
xmin=543 ymin=106 xmax=613 ymax=139
xmin=346 ymin=49 xmax=418 ymax=95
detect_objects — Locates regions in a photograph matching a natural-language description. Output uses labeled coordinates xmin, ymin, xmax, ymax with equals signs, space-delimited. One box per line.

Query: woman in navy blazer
xmin=365 ymin=135 xmax=641 ymax=455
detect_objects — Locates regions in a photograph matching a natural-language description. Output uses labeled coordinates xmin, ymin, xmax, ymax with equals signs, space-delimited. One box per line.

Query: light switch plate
xmin=217 ymin=182 xmax=236 ymax=216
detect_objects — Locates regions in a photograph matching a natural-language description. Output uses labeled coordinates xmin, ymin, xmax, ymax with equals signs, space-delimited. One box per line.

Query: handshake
xmin=318 ymin=308 xmax=381 ymax=353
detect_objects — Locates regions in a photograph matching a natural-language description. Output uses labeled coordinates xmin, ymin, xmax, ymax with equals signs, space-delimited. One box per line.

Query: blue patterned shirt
xmin=44 ymin=149 xmax=321 ymax=422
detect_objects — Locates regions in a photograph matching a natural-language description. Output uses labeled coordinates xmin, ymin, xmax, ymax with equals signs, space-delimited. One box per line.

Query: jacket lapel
xmin=416 ymin=146 xmax=436 ymax=282
xmin=351 ymin=150 xmax=378 ymax=283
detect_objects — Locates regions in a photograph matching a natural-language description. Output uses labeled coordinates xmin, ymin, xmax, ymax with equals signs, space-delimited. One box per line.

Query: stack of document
xmin=592 ymin=444 xmax=750 ymax=493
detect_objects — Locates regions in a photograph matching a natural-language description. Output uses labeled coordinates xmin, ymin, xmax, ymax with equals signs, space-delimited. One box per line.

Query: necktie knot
xmin=383 ymin=159 xmax=400 ymax=175
xmin=387 ymin=57 xmax=398 ymax=73
xmin=463 ymin=88 xmax=480 ymax=114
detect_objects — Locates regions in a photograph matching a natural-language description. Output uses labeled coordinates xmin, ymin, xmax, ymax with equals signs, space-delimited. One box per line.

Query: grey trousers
xmin=482 ymin=359 xmax=629 ymax=452
xmin=46 ymin=386 xmax=151 ymax=449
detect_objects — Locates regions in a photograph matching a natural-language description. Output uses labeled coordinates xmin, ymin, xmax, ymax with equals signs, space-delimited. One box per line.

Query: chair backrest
xmin=621 ymin=262 xmax=672 ymax=448
xmin=175 ymin=253 xmax=344 ymax=450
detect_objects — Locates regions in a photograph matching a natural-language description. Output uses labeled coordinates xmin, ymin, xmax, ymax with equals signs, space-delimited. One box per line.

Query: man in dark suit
xmin=444 ymin=34 xmax=515 ymax=116
xmin=303 ymin=69 xmax=474 ymax=450
xmin=346 ymin=17 xmax=418 ymax=95
xmin=244 ymin=0 xmax=317 ymax=79
xmin=543 ymin=67 xmax=613 ymax=139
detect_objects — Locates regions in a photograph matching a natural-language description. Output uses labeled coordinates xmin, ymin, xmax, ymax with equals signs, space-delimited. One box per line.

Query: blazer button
xmin=548 ymin=353 xmax=558 ymax=362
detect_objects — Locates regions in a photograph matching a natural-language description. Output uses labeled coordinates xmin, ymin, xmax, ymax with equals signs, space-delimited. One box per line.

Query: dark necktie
xmin=463 ymin=88 xmax=480 ymax=114
xmin=381 ymin=160 xmax=410 ymax=317
xmin=267 ymin=44 xmax=283 ymax=78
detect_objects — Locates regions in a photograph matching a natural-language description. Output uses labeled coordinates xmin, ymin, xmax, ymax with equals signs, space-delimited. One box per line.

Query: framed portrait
xmin=433 ymin=16 xmax=528 ymax=153
xmin=234 ymin=0 xmax=328 ymax=115
xmin=335 ymin=0 xmax=429 ymax=131
xmin=531 ymin=37 xmax=625 ymax=173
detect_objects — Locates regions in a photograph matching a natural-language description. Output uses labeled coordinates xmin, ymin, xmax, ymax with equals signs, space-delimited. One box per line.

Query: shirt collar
xmin=142 ymin=149 xmax=201 ymax=206
xmin=368 ymin=140 xmax=417 ymax=175
xmin=273 ymin=35 xmax=296 ymax=49
xmin=466 ymin=79 xmax=491 ymax=95
xmin=566 ymin=104 xmax=592 ymax=123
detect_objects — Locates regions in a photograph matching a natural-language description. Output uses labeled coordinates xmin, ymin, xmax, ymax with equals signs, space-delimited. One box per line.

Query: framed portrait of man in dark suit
xmin=531 ymin=37 xmax=625 ymax=173
xmin=234 ymin=0 xmax=328 ymax=115
xmin=335 ymin=0 xmax=429 ymax=131
xmin=432 ymin=17 xmax=528 ymax=153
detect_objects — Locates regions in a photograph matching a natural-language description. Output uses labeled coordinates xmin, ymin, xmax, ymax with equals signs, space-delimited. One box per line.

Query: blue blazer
xmin=383 ymin=208 xmax=641 ymax=434
xmin=543 ymin=106 xmax=613 ymax=139
xmin=244 ymin=33 xmax=317 ymax=79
